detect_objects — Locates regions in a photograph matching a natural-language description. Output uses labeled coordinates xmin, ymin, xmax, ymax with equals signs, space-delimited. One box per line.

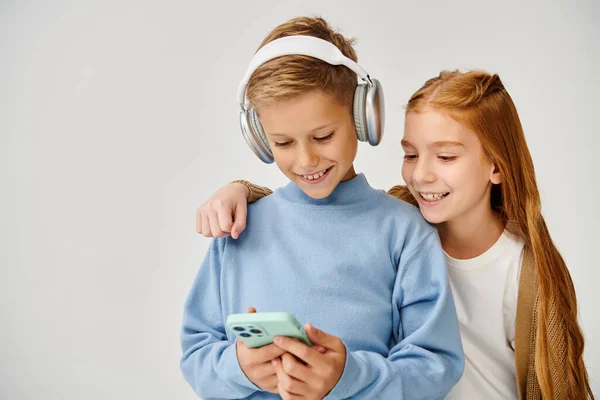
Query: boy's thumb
xmin=305 ymin=323 xmax=340 ymax=351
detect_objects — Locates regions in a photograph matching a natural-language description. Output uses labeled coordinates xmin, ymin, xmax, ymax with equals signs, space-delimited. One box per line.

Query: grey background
xmin=1 ymin=0 xmax=598 ymax=398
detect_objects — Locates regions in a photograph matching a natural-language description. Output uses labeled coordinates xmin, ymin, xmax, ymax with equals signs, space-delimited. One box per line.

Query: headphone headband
xmin=237 ymin=35 xmax=372 ymax=110
xmin=237 ymin=34 xmax=385 ymax=163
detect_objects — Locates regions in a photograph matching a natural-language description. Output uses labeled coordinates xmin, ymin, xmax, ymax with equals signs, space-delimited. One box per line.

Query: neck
xmin=436 ymin=196 xmax=505 ymax=260
xmin=341 ymin=164 xmax=357 ymax=182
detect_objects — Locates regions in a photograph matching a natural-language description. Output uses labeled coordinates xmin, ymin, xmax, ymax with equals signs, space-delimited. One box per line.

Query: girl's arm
xmin=196 ymin=181 xmax=272 ymax=239
xmin=197 ymin=182 xmax=415 ymax=239
xmin=233 ymin=180 xmax=273 ymax=203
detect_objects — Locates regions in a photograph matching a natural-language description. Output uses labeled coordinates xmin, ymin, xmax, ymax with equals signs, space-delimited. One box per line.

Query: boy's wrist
xmin=231 ymin=180 xmax=252 ymax=202
xmin=220 ymin=341 xmax=260 ymax=393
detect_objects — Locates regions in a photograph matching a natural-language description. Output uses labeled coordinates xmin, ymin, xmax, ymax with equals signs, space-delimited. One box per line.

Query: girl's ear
xmin=490 ymin=163 xmax=502 ymax=185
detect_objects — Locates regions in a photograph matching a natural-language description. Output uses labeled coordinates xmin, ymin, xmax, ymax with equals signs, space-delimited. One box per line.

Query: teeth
xmin=420 ymin=192 xmax=447 ymax=201
xmin=304 ymin=169 xmax=327 ymax=180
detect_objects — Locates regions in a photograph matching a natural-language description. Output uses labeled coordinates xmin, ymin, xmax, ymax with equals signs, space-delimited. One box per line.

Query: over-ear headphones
xmin=237 ymin=35 xmax=385 ymax=163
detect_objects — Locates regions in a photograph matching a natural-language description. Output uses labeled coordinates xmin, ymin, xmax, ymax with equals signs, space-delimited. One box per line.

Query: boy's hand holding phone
xmin=235 ymin=307 xmax=282 ymax=393
xmin=272 ymin=323 xmax=346 ymax=400
xmin=236 ymin=338 xmax=286 ymax=394
xmin=232 ymin=308 xmax=329 ymax=394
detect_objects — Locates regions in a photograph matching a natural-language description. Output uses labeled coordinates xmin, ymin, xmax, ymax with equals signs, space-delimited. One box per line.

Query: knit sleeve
xmin=232 ymin=180 xmax=273 ymax=203
xmin=387 ymin=185 xmax=418 ymax=207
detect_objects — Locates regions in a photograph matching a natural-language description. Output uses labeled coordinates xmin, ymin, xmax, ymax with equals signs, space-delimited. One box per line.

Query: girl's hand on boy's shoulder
xmin=196 ymin=182 xmax=249 ymax=239
xmin=272 ymin=323 xmax=346 ymax=399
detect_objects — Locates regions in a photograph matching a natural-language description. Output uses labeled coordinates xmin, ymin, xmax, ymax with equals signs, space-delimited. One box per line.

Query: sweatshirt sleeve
xmin=325 ymin=231 xmax=464 ymax=399
xmin=180 ymin=238 xmax=259 ymax=399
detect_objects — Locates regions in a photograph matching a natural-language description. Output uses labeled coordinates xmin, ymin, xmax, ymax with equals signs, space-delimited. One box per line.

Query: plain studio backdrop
xmin=1 ymin=0 xmax=598 ymax=398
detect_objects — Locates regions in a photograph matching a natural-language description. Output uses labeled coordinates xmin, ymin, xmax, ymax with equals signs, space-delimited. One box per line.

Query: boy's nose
xmin=298 ymin=146 xmax=319 ymax=169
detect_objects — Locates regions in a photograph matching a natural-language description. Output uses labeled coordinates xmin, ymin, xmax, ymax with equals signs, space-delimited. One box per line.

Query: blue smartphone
xmin=226 ymin=311 xmax=312 ymax=348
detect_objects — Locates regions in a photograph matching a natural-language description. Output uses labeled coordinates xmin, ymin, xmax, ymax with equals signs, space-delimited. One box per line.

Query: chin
xmin=418 ymin=209 xmax=447 ymax=225
xmin=292 ymin=174 xmax=339 ymax=199
xmin=302 ymin=186 xmax=335 ymax=199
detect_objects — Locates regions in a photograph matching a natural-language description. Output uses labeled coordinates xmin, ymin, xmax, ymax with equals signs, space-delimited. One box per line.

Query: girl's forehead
xmin=403 ymin=111 xmax=480 ymax=147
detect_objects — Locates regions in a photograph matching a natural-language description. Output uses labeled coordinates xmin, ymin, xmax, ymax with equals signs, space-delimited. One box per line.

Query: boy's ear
xmin=490 ymin=163 xmax=502 ymax=185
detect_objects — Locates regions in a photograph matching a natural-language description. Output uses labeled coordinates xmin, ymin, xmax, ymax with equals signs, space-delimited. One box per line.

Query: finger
xmin=313 ymin=345 xmax=327 ymax=354
xmin=247 ymin=360 xmax=279 ymax=379
xmin=280 ymin=352 xmax=314 ymax=383
xmin=251 ymin=357 xmax=279 ymax=380
xmin=231 ymin=202 xmax=248 ymax=239
xmin=279 ymin=389 xmax=303 ymax=400
xmin=274 ymin=336 xmax=321 ymax=367
xmin=200 ymin=213 xmax=213 ymax=237
xmin=253 ymin=343 xmax=287 ymax=364
xmin=237 ymin=341 xmax=280 ymax=376
xmin=208 ymin=211 xmax=227 ymax=238
xmin=273 ymin=358 xmax=309 ymax=397
xmin=197 ymin=209 xmax=205 ymax=235
xmin=246 ymin=306 xmax=257 ymax=313
xmin=215 ymin=201 xmax=234 ymax=233
xmin=264 ymin=378 xmax=280 ymax=394
xmin=260 ymin=372 xmax=279 ymax=393
xmin=305 ymin=323 xmax=345 ymax=352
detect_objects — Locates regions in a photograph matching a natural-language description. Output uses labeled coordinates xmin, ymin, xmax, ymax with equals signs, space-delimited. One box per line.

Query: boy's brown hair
xmin=246 ymin=16 xmax=358 ymax=111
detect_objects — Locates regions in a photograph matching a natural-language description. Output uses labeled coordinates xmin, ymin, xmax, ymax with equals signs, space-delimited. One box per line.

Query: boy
xmin=180 ymin=16 xmax=463 ymax=399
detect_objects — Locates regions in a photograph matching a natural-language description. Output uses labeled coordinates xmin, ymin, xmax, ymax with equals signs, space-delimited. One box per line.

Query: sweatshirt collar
xmin=278 ymin=173 xmax=378 ymax=207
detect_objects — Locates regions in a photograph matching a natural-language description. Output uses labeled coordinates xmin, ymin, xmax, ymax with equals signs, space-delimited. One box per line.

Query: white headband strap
xmin=237 ymin=35 xmax=371 ymax=110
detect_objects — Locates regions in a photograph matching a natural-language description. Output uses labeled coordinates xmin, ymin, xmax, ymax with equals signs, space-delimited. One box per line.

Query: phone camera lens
xmin=240 ymin=333 xmax=251 ymax=337
xmin=233 ymin=326 xmax=245 ymax=331
xmin=249 ymin=329 xmax=262 ymax=334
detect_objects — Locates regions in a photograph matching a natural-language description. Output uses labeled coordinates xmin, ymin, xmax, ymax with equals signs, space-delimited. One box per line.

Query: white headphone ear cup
xmin=353 ymin=84 xmax=368 ymax=142
xmin=364 ymin=79 xmax=384 ymax=146
xmin=354 ymin=79 xmax=385 ymax=146
xmin=240 ymin=108 xmax=274 ymax=163
xmin=249 ymin=109 xmax=271 ymax=154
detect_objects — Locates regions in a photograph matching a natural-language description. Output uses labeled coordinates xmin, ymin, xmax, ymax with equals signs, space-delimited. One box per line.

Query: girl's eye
xmin=274 ymin=141 xmax=292 ymax=148
xmin=315 ymin=133 xmax=334 ymax=142
xmin=403 ymin=154 xmax=418 ymax=160
xmin=438 ymin=156 xmax=457 ymax=162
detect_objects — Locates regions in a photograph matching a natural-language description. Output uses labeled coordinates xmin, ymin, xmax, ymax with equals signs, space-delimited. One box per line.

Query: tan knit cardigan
xmin=240 ymin=181 xmax=568 ymax=399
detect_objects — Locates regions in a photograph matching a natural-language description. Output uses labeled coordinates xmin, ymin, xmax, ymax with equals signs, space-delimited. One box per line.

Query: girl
xmin=196 ymin=70 xmax=593 ymax=399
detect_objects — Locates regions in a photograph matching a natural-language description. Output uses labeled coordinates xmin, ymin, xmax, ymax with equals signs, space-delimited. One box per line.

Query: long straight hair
xmin=404 ymin=70 xmax=592 ymax=399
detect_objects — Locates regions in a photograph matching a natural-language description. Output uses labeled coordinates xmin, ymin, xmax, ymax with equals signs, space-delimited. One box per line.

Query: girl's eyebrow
xmin=400 ymin=140 xmax=464 ymax=148
xmin=433 ymin=141 xmax=464 ymax=148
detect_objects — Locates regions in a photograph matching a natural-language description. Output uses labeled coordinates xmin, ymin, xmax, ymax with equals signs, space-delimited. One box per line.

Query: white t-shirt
xmin=445 ymin=230 xmax=525 ymax=400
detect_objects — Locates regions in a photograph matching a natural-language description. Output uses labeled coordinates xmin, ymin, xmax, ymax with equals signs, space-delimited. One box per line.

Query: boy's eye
xmin=315 ymin=133 xmax=334 ymax=142
xmin=273 ymin=141 xmax=292 ymax=148
xmin=403 ymin=154 xmax=418 ymax=160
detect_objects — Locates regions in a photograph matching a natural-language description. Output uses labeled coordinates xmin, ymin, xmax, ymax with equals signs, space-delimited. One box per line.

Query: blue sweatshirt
xmin=181 ymin=173 xmax=464 ymax=399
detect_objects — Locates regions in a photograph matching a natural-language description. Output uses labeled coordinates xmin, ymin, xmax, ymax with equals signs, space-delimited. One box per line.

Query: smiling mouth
xmin=299 ymin=167 xmax=332 ymax=181
xmin=419 ymin=192 xmax=450 ymax=202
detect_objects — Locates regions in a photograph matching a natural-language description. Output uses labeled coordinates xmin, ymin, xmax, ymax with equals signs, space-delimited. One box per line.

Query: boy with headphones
xmin=180 ymin=17 xmax=464 ymax=399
